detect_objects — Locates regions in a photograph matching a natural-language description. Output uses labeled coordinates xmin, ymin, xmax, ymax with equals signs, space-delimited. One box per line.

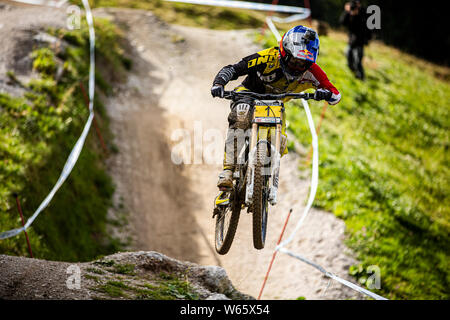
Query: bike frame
xmin=246 ymin=100 xmax=284 ymax=206
xmin=213 ymin=90 xmax=318 ymax=253
xmin=218 ymin=90 xmax=314 ymax=209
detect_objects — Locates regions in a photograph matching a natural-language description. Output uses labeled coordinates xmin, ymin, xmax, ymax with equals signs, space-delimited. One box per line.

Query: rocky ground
xmin=0 ymin=251 xmax=251 ymax=300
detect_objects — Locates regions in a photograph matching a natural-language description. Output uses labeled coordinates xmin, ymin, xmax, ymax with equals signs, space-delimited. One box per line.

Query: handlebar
xmin=222 ymin=90 xmax=315 ymax=101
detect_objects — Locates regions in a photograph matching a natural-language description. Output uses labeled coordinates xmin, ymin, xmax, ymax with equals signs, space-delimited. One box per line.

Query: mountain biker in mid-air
xmin=211 ymin=25 xmax=342 ymax=190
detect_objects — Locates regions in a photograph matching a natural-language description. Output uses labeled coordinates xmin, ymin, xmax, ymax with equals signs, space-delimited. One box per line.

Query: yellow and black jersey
xmin=213 ymin=47 xmax=341 ymax=104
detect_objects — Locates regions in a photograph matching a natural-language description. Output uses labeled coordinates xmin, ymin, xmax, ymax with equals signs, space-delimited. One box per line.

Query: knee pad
xmin=228 ymin=98 xmax=254 ymax=130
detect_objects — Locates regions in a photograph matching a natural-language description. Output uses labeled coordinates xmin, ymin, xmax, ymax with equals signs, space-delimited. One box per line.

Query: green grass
xmin=0 ymin=18 xmax=129 ymax=261
xmin=137 ymin=272 xmax=199 ymax=300
xmin=93 ymin=259 xmax=136 ymax=275
xmin=86 ymin=267 xmax=106 ymax=274
xmin=259 ymin=32 xmax=449 ymax=299
xmin=88 ymin=0 xmax=266 ymax=30
xmin=90 ymin=269 xmax=199 ymax=300
xmin=96 ymin=280 xmax=131 ymax=298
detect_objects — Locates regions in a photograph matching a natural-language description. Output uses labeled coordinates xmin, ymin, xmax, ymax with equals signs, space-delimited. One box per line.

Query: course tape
xmin=167 ymin=0 xmax=311 ymax=44
xmin=165 ymin=0 xmax=310 ymax=15
xmin=271 ymin=13 xmax=311 ymax=24
xmin=266 ymin=16 xmax=281 ymax=41
xmin=279 ymin=248 xmax=389 ymax=300
xmin=0 ymin=0 xmax=96 ymax=240
xmin=276 ymin=98 xmax=318 ymax=250
xmin=8 ymin=0 xmax=68 ymax=8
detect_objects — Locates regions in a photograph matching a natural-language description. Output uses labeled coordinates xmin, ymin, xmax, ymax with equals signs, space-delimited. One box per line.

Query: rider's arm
xmin=212 ymin=52 xmax=264 ymax=87
xmin=308 ymin=63 xmax=341 ymax=105
xmin=213 ymin=65 xmax=238 ymax=87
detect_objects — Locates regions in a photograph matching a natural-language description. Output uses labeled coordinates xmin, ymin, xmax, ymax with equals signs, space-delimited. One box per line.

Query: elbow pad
xmin=213 ymin=66 xmax=236 ymax=86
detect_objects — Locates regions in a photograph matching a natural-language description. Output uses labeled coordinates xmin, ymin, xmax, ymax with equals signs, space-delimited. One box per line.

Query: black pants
xmin=347 ymin=45 xmax=365 ymax=80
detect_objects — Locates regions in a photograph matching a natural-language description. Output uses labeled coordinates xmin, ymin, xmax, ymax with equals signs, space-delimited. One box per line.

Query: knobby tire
xmin=215 ymin=193 xmax=241 ymax=255
xmin=252 ymin=142 xmax=269 ymax=249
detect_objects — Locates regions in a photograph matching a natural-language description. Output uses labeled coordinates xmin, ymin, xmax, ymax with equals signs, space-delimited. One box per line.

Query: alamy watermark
xmin=171 ymin=121 xmax=224 ymax=165
xmin=170 ymin=122 xmax=280 ymax=175
xmin=367 ymin=5 xmax=381 ymax=30
xmin=66 ymin=264 xmax=81 ymax=290
xmin=66 ymin=5 xmax=81 ymax=30
xmin=365 ymin=265 xmax=381 ymax=290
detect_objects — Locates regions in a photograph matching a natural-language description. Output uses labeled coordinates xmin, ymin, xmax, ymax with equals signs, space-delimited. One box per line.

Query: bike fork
xmin=245 ymin=125 xmax=281 ymax=206
xmin=268 ymin=123 xmax=282 ymax=205
xmin=245 ymin=123 xmax=258 ymax=206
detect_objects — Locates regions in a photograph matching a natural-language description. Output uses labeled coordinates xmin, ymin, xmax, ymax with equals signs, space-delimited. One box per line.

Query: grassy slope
xmin=0 ymin=18 xmax=129 ymax=261
xmin=262 ymin=32 xmax=449 ymax=299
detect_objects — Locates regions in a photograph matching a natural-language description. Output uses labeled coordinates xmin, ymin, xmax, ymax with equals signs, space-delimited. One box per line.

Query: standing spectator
xmin=340 ymin=0 xmax=371 ymax=80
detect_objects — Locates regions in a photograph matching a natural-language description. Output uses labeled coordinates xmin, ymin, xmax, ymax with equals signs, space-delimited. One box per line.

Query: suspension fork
xmin=245 ymin=123 xmax=259 ymax=206
xmin=269 ymin=123 xmax=282 ymax=205
xmin=245 ymin=125 xmax=271 ymax=205
xmin=245 ymin=121 xmax=282 ymax=206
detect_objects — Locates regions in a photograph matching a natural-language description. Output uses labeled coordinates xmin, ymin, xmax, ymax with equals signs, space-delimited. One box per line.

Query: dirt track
xmin=101 ymin=8 xmax=363 ymax=300
xmin=0 ymin=1 xmax=362 ymax=299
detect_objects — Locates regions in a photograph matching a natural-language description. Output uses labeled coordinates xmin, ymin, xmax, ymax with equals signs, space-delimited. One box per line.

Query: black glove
xmin=211 ymin=84 xmax=224 ymax=98
xmin=314 ymin=89 xmax=332 ymax=101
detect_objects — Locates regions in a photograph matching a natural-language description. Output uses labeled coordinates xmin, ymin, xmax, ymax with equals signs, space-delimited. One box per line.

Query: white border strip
xmin=276 ymin=98 xmax=318 ymax=250
xmin=165 ymin=0 xmax=310 ymax=14
xmin=0 ymin=0 xmax=96 ymax=240
xmin=279 ymin=248 xmax=388 ymax=300
xmin=8 ymin=0 xmax=68 ymax=8
xmin=271 ymin=13 xmax=310 ymax=24
xmin=266 ymin=16 xmax=281 ymax=42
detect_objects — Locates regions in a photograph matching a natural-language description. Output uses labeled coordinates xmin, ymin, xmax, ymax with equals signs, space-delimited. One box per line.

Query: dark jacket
xmin=340 ymin=9 xmax=371 ymax=47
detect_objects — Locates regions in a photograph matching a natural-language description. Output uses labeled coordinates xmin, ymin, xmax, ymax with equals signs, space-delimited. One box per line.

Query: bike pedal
xmin=215 ymin=191 xmax=230 ymax=207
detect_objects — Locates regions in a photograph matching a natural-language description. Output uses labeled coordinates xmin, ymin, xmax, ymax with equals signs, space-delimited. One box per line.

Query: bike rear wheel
xmin=252 ymin=142 xmax=270 ymax=250
xmin=215 ymin=194 xmax=241 ymax=255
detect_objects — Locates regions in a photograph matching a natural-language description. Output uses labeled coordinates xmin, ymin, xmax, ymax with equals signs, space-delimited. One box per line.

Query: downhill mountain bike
xmin=213 ymin=90 xmax=322 ymax=255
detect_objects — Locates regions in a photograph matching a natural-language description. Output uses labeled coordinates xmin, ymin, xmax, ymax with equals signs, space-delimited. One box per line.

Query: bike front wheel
xmin=252 ymin=142 xmax=270 ymax=250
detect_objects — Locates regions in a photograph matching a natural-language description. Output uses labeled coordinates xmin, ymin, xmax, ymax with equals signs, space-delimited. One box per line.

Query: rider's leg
xmin=218 ymin=96 xmax=254 ymax=189
xmin=217 ymin=129 xmax=236 ymax=189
